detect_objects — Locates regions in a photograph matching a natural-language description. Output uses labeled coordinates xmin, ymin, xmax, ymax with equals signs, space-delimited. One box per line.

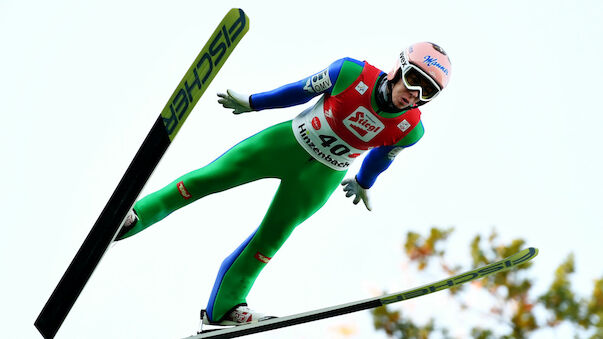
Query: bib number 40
xmin=319 ymin=135 xmax=360 ymax=158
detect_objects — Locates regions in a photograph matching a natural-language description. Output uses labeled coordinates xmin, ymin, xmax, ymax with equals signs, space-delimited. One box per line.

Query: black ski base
xmin=35 ymin=116 xmax=170 ymax=339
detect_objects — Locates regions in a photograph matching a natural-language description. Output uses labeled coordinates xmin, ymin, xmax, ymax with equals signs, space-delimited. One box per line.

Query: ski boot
xmin=198 ymin=305 xmax=276 ymax=332
xmin=115 ymin=209 xmax=138 ymax=240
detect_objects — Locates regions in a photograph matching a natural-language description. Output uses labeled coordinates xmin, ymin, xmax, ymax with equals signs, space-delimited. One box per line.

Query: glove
xmin=217 ymin=89 xmax=252 ymax=114
xmin=341 ymin=178 xmax=372 ymax=211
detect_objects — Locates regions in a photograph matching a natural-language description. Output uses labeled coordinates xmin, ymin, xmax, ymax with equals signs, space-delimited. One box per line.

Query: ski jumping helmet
xmin=387 ymin=42 xmax=451 ymax=103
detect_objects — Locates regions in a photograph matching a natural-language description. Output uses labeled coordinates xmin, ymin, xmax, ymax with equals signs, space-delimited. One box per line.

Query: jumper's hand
xmin=217 ymin=89 xmax=252 ymax=114
xmin=341 ymin=178 xmax=372 ymax=211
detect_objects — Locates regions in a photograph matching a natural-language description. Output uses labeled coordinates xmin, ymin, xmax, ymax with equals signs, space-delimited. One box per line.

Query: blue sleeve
xmin=249 ymin=58 xmax=360 ymax=110
xmin=355 ymin=146 xmax=404 ymax=189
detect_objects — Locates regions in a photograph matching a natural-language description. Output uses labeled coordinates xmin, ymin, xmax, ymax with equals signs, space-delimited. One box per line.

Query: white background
xmin=2 ymin=1 xmax=602 ymax=338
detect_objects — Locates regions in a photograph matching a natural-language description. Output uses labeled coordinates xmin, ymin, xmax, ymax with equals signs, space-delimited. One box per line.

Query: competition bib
xmin=292 ymin=98 xmax=366 ymax=171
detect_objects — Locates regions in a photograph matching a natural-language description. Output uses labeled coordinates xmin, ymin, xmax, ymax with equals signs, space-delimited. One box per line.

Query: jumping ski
xmin=186 ymin=247 xmax=538 ymax=339
xmin=34 ymin=8 xmax=250 ymax=339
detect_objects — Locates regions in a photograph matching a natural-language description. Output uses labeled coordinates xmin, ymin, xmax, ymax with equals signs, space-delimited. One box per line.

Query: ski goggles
xmin=401 ymin=63 xmax=441 ymax=102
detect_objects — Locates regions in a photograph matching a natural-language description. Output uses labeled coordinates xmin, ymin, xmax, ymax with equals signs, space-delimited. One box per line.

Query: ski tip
xmin=526 ymin=247 xmax=539 ymax=258
xmin=228 ymin=8 xmax=249 ymax=20
xmin=509 ymin=247 xmax=539 ymax=267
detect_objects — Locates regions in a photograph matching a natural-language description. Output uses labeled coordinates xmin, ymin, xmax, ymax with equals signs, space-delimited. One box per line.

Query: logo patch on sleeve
xmin=177 ymin=181 xmax=192 ymax=200
xmin=304 ymin=68 xmax=332 ymax=93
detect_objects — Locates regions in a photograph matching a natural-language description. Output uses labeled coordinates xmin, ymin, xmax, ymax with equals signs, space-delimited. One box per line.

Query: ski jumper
xmin=116 ymin=58 xmax=425 ymax=322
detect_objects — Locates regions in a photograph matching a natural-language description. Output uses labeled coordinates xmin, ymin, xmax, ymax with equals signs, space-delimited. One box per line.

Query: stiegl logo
xmin=343 ymin=107 xmax=385 ymax=142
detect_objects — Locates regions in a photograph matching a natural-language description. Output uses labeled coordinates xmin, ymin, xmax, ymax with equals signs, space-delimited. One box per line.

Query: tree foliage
xmin=371 ymin=227 xmax=602 ymax=338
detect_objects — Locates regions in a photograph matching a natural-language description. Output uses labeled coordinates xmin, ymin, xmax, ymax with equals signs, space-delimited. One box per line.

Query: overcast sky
xmin=2 ymin=1 xmax=603 ymax=338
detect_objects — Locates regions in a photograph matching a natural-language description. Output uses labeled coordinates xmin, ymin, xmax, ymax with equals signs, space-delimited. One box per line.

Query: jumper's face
xmin=391 ymin=78 xmax=420 ymax=109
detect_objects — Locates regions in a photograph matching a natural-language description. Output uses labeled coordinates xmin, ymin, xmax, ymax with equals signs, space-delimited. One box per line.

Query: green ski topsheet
xmin=161 ymin=8 xmax=249 ymax=141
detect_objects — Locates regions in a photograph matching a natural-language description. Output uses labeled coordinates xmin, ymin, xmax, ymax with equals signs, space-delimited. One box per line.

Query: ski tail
xmin=34 ymin=9 xmax=250 ymax=339
xmin=186 ymin=247 xmax=538 ymax=339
